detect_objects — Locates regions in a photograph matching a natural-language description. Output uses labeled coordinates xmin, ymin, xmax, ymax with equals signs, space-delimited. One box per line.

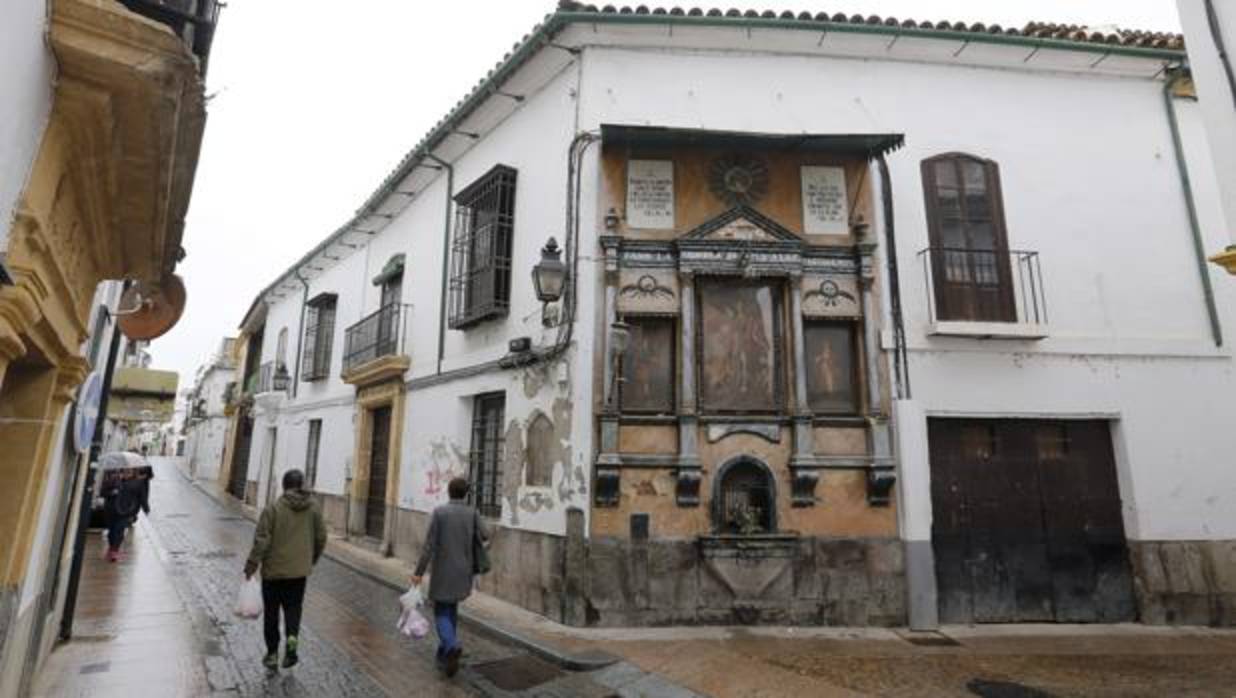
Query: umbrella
xmin=98 ymin=451 xmax=147 ymax=472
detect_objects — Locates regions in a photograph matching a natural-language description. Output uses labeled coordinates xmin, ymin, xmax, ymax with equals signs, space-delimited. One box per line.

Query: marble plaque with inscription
xmin=626 ymin=159 xmax=674 ymax=229
xmin=801 ymin=166 xmax=849 ymax=236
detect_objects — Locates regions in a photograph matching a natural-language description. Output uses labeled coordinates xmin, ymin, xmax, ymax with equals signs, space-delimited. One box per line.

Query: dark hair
xmin=283 ymin=469 xmax=305 ymax=491
xmin=447 ymin=477 xmax=470 ymax=500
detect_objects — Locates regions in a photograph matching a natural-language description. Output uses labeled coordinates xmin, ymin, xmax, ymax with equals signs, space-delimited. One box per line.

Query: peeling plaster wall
xmin=401 ymin=355 xmax=590 ymax=537
xmin=0 ymin=0 xmax=53 ymax=254
xmin=392 ymin=64 xmax=598 ymax=538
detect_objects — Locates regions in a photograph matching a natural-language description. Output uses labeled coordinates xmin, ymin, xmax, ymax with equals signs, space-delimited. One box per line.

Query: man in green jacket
xmin=245 ymin=469 xmax=326 ymax=671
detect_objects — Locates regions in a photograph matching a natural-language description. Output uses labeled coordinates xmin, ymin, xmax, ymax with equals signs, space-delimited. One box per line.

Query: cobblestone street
xmin=32 ymin=458 xmax=647 ymax=697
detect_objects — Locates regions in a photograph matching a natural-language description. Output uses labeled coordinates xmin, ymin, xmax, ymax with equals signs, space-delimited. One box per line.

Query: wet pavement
xmin=32 ymin=458 xmax=537 ymax=697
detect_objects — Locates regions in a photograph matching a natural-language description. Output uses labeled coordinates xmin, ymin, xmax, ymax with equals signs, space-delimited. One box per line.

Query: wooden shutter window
xmin=921 ymin=153 xmax=1016 ymax=322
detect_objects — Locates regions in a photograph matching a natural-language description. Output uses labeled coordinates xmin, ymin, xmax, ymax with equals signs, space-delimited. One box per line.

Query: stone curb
xmin=177 ymin=468 xmax=619 ymax=673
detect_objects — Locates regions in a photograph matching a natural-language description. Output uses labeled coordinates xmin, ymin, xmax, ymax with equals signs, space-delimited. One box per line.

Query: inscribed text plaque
xmin=626 ymin=159 xmax=675 ymax=229
xmin=801 ymin=166 xmax=849 ymax=236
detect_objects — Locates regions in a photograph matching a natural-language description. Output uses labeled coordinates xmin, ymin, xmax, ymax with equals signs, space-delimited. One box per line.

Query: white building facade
xmin=223 ymin=5 xmax=1236 ymax=628
xmin=184 ymin=338 xmax=236 ymax=481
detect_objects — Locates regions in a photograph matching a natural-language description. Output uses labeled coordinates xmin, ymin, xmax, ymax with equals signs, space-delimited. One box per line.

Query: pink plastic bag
xmin=397 ymin=585 xmax=430 ymax=638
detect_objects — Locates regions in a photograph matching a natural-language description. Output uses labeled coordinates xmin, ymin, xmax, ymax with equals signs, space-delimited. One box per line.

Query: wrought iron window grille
xmin=469 ymin=393 xmax=506 ymax=519
xmin=449 ymin=165 xmax=517 ymax=330
xmin=302 ymin=296 xmax=337 ymax=382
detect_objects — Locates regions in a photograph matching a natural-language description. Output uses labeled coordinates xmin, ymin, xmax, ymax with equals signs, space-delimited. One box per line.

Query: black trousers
xmin=261 ymin=577 xmax=306 ymax=654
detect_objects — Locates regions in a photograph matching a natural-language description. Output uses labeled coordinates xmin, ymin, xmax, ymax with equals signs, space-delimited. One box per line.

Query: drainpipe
xmin=61 ymin=281 xmax=128 ymax=640
xmin=427 ymin=153 xmax=454 ymax=375
xmin=291 ymin=270 xmax=310 ymax=397
xmin=877 ymin=154 xmax=910 ymax=398
xmin=1163 ymin=68 xmax=1224 ymax=347
xmin=1204 ymin=0 xmax=1236 ymax=110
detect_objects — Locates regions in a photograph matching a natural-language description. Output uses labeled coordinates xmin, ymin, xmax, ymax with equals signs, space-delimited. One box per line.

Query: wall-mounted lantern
xmin=272 ymin=364 xmax=290 ymax=392
xmin=532 ymin=237 xmax=566 ymax=303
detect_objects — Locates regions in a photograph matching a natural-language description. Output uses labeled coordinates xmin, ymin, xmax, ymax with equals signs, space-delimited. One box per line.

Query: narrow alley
xmin=31 ymin=458 xmax=649 ymax=697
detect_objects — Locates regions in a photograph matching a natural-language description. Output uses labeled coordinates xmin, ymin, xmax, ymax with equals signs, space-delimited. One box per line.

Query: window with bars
xmin=305 ymin=419 xmax=322 ymax=488
xmin=469 ymin=392 xmax=505 ymax=518
xmin=449 ymin=165 xmax=517 ymax=329
xmin=301 ymin=294 xmax=337 ymax=381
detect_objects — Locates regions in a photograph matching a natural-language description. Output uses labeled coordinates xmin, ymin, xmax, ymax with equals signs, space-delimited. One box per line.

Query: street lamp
xmin=531 ymin=237 xmax=566 ymax=303
xmin=272 ymin=364 xmax=290 ymax=392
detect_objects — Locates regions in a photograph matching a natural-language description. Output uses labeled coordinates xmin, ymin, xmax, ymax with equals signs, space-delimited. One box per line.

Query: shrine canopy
xmin=600 ymin=124 xmax=905 ymax=159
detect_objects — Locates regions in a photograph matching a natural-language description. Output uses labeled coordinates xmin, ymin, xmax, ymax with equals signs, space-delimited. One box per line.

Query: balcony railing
xmin=343 ymin=304 xmax=411 ymax=374
xmin=917 ymin=247 xmax=1047 ymax=336
xmin=118 ymin=0 xmax=222 ymax=75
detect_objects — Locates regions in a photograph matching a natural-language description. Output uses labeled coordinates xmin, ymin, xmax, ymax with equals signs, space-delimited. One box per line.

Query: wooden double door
xmin=929 ymin=418 xmax=1135 ymax=623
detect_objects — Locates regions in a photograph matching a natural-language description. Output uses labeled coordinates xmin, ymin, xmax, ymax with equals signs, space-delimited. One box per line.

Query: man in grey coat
xmin=412 ymin=477 xmax=485 ymax=677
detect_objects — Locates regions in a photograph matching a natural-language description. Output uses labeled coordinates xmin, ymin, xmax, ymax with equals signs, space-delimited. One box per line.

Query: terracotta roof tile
xmin=558 ymin=2 xmax=1183 ymax=49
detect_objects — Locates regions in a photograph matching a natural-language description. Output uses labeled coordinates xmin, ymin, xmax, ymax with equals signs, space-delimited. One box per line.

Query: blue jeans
xmin=433 ymin=602 xmax=459 ymax=662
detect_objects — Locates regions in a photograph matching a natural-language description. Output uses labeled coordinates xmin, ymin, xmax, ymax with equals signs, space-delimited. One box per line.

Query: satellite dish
xmin=117 ymin=273 xmax=187 ymax=341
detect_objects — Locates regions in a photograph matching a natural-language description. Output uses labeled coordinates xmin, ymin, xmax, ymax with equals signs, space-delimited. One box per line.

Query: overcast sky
xmin=155 ymin=0 xmax=1181 ymax=385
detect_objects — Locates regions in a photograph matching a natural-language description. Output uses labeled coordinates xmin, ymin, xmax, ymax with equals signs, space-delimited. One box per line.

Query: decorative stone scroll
xmin=800 ymin=166 xmax=849 ymax=236
xmin=626 ymin=159 xmax=675 ymax=229
xmin=867 ymin=468 xmax=897 ymax=506
xmin=801 ymin=275 xmax=861 ymax=318
xmin=706 ymin=422 xmax=781 ymax=444
xmin=617 ymin=270 xmax=679 ymax=315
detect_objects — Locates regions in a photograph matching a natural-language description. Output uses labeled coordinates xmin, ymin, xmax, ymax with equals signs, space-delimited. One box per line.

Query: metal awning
xmin=601 ymin=124 xmax=904 ymax=158
xmin=372 ymin=253 xmax=405 ymax=286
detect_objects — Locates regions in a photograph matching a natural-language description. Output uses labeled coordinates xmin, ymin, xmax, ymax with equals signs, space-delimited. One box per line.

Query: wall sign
xmin=626 ymin=159 xmax=674 ymax=229
xmin=74 ymin=371 xmax=104 ymax=454
xmin=801 ymin=166 xmax=850 ymax=236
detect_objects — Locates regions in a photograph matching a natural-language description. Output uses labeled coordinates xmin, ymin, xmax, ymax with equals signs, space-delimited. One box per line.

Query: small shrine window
xmin=716 ymin=459 xmax=774 ymax=535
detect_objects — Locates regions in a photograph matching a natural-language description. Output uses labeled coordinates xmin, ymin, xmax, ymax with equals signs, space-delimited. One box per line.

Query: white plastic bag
xmin=234 ymin=576 xmax=263 ymax=619
xmin=396 ymin=585 xmax=430 ymax=638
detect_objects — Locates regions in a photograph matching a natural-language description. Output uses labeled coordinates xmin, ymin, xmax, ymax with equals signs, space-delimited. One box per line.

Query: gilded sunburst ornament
xmin=708 ymin=155 xmax=769 ymax=206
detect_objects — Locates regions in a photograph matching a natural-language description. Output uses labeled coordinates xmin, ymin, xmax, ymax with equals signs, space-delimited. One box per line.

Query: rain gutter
xmin=554 ymin=11 xmax=1186 ymax=62
xmin=291 ymin=270 xmax=310 ymax=397
xmin=1163 ymin=68 xmax=1223 ymax=347
xmin=426 ymin=153 xmax=454 ymax=375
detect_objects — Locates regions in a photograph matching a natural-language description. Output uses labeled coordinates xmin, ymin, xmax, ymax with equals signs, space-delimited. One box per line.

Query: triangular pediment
xmin=681 ymin=205 xmax=802 ymax=243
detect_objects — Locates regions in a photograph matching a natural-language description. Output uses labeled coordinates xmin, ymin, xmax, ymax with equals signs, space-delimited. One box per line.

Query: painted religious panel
xmin=803 ymin=321 xmax=859 ymax=413
xmin=621 ymin=317 xmax=676 ymax=413
xmin=698 ymin=280 xmax=783 ymax=413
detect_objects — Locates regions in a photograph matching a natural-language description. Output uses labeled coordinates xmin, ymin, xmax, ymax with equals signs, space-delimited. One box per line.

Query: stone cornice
xmin=48 ymin=0 xmax=207 ymax=284
xmin=343 ymin=355 xmax=411 ymax=388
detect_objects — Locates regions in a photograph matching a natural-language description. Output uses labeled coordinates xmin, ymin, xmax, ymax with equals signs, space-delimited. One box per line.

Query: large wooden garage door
xmin=929 ymin=419 xmax=1135 ymax=623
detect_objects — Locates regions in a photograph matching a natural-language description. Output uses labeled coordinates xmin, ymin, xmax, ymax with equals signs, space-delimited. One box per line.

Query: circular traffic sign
xmin=74 ymin=371 xmax=104 ymax=454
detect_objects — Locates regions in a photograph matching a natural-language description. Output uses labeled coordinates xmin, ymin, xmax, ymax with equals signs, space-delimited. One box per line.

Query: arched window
xmin=921 ymin=153 xmax=1015 ymax=322
xmin=714 ymin=458 xmax=775 ymax=534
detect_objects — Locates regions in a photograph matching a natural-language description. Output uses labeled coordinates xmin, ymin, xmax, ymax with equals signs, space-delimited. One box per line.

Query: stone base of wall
xmin=584 ymin=536 xmax=906 ymax=627
xmin=313 ymin=493 xmax=349 ymax=536
xmin=366 ymin=509 xmax=908 ymax=627
xmin=1130 ymin=540 xmax=1236 ymax=626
